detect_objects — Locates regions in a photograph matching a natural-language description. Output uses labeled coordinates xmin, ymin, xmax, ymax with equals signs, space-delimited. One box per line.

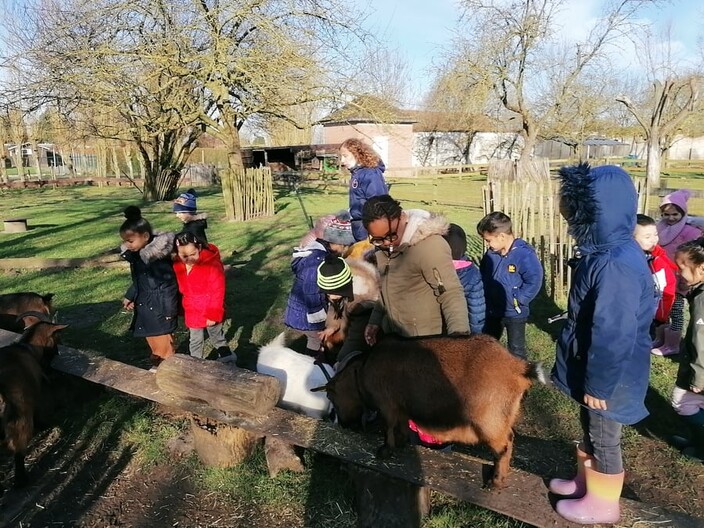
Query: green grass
xmin=0 ymin=177 xmax=698 ymax=526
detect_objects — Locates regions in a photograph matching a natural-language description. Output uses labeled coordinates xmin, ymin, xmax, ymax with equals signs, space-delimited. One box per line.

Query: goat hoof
xmin=376 ymin=445 xmax=393 ymax=459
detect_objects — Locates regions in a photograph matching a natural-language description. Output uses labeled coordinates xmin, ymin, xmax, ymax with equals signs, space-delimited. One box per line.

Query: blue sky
xmin=356 ymin=0 xmax=703 ymax=101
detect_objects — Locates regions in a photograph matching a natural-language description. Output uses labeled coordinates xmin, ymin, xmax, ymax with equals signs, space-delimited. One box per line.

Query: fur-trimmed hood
xmin=185 ymin=212 xmax=208 ymax=222
xmin=347 ymin=258 xmax=380 ymax=310
xmin=400 ymin=209 xmax=450 ymax=248
xmin=121 ymin=232 xmax=175 ymax=264
xmin=559 ymin=163 xmax=636 ymax=254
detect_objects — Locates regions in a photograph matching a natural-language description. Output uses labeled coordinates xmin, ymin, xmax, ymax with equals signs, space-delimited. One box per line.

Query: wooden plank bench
xmin=0 ymin=329 xmax=699 ymax=528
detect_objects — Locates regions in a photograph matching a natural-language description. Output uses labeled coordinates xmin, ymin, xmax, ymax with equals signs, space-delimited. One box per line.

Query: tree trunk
xmin=516 ymin=131 xmax=538 ymax=180
xmin=221 ymin=120 xmax=245 ymax=221
xmin=646 ymin=136 xmax=662 ymax=188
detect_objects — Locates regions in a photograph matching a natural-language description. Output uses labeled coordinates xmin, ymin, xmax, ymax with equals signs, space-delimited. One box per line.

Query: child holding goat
xmin=119 ymin=206 xmax=179 ymax=368
xmin=284 ymin=211 xmax=356 ymax=355
xmin=173 ymin=231 xmax=235 ymax=363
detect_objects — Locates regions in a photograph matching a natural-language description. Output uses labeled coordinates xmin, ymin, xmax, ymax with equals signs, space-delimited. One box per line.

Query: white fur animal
xmin=256 ymin=333 xmax=335 ymax=420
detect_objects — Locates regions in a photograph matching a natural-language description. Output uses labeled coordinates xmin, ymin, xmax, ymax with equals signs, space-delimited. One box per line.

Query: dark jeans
xmin=484 ymin=316 xmax=528 ymax=359
xmin=580 ymin=406 xmax=623 ymax=474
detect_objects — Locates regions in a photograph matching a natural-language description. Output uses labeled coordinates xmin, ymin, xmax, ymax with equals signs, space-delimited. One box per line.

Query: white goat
xmin=256 ymin=333 xmax=334 ymax=420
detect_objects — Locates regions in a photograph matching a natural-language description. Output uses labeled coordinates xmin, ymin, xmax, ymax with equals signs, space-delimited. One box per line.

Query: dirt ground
xmin=0 ymin=381 xmax=702 ymax=528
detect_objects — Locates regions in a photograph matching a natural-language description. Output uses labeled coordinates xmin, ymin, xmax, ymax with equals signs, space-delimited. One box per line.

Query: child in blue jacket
xmin=284 ymin=212 xmax=356 ymax=355
xmin=443 ymin=223 xmax=485 ymax=334
xmin=477 ymin=212 xmax=543 ymax=358
xmin=339 ymin=138 xmax=388 ymax=242
xmin=549 ymin=164 xmax=655 ymax=525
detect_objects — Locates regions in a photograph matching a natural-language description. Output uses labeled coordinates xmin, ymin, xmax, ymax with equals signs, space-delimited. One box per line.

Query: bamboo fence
xmin=223 ymin=167 xmax=274 ymax=221
xmin=483 ymin=160 xmax=648 ymax=301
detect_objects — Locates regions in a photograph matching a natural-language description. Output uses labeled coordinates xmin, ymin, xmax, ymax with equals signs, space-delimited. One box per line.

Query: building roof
xmin=319 ymin=96 xmax=417 ymax=125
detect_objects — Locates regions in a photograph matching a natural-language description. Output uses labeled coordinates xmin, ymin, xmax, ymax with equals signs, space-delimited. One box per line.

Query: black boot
xmin=215 ymin=346 xmax=237 ymax=364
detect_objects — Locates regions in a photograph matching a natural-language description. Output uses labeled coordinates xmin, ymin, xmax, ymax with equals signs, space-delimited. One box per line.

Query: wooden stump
xmin=3 ymin=218 xmax=27 ymax=233
xmin=156 ymin=354 xmax=280 ymax=416
xmin=190 ymin=416 xmax=261 ymax=467
xmin=348 ymin=465 xmax=430 ymax=528
xmin=264 ymin=436 xmax=304 ymax=477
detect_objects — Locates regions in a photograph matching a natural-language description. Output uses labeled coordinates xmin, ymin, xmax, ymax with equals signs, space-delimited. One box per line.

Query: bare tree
xmin=454 ymin=0 xmax=653 ymax=177
xmin=616 ymin=27 xmax=702 ymax=187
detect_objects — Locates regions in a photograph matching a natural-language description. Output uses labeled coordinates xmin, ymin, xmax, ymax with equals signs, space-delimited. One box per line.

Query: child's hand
xmin=206 ymin=319 xmax=216 ymax=327
xmin=318 ymin=327 xmax=337 ymax=341
xmin=364 ymin=324 xmax=380 ymax=346
xmin=583 ymin=394 xmax=607 ymax=410
xmin=122 ymin=298 xmax=134 ymax=311
xmin=690 ymin=385 xmax=703 ymax=394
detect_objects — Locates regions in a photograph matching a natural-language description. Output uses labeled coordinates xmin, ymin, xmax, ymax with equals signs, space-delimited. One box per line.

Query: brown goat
xmin=0 ymin=321 xmax=67 ymax=489
xmin=0 ymin=293 xmax=54 ymax=333
xmin=312 ymin=334 xmax=545 ymax=489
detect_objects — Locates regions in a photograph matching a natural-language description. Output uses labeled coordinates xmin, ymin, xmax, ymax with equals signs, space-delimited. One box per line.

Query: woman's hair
xmin=361 ymin=195 xmax=402 ymax=227
xmin=175 ymin=231 xmax=205 ymax=250
xmin=676 ymin=238 xmax=704 ymax=266
xmin=340 ymin=138 xmax=381 ymax=168
xmin=120 ymin=206 xmax=152 ymax=236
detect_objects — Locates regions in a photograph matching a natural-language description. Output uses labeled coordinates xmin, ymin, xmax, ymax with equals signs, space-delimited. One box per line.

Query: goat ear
xmin=50 ymin=324 xmax=69 ymax=333
xmin=310 ymin=384 xmax=328 ymax=393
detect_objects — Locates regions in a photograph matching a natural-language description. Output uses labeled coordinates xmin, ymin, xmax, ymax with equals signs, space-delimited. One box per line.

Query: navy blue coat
xmin=455 ymin=257 xmax=486 ymax=334
xmin=121 ymin=232 xmax=179 ymax=338
xmin=283 ymin=240 xmax=329 ymax=332
xmin=480 ymin=238 xmax=543 ymax=319
xmin=552 ymin=164 xmax=656 ymax=425
xmin=348 ymin=163 xmax=388 ymax=241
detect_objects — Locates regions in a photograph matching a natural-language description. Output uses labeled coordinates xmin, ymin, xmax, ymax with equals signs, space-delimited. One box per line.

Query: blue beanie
xmin=173 ymin=189 xmax=197 ymax=213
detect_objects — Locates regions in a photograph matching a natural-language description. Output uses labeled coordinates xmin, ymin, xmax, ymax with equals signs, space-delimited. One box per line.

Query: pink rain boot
xmin=555 ymin=460 xmax=624 ymax=525
xmin=549 ymin=444 xmax=591 ymax=498
xmin=651 ymin=326 xmax=680 ymax=356
xmin=651 ymin=323 xmax=666 ymax=349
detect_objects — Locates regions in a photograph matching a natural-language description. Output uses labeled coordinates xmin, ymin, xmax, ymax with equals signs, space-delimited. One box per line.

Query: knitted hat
xmin=323 ymin=211 xmax=355 ymax=246
xmin=317 ymin=256 xmax=354 ymax=299
xmin=173 ymin=189 xmax=197 ymax=213
xmin=660 ymin=189 xmax=691 ymax=215
xmin=444 ymin=223 xmax=467 ymax=260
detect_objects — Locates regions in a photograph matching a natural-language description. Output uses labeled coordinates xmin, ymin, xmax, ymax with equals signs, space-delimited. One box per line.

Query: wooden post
xmin=349 ymin=466 xmax=430 ymax=528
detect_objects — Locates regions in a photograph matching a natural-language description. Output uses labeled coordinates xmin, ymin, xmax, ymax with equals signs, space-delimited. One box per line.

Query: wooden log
xmin=190 ymin=416 xmax=260 ymax=468
xmin=155 ymin=354 xmax=280 ymax=416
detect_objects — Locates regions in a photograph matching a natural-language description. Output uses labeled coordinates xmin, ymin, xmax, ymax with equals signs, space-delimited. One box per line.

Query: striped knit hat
xmin=317 ymin=256 xmax=354 ymax=299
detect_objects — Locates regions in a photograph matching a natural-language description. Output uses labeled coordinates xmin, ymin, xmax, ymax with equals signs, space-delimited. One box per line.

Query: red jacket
xmin=648 ymin=244 xmax=677 ymax=323
xmin=173 ymin=244 xmax=226 ymax=329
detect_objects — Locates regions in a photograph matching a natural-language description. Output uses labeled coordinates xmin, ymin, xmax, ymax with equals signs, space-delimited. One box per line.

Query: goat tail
xmin=524 ymin=361 xmax=547 ymax=385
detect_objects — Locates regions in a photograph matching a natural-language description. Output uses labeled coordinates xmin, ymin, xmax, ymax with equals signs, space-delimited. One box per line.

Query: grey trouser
xmin=189 ymin=323 xmax=228 ymax=359
xmin=580 ymin=407 xmax=623 ymax=474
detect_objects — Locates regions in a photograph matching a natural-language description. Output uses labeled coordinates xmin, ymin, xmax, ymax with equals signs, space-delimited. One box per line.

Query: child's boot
xmin=215 ymin=346 xmax=237 ymax=363
xmin=651 ymin=323 xmax=666 ymax=349
xmin=549 ymin=444 xmax=591 ymax=498
xmin=651 ymin=326 xmax=680 ymax=356
xmin=555 ymin=460 xmax=624 ymax=525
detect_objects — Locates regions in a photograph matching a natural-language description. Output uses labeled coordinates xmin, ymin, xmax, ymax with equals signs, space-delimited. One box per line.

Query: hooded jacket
xmin=656 ymin=189 xmax=702 ymax=260
xmin=368 ymin=209 xmax=470 ymax=337
xmin=348 ymin=162 xmax=388 ymax=241
xmin=677 ymin=283 xmax=704 ymax=392
xmin=647 ymin=244 xmax=677 ymax=324
xmin=173 ymin=243 xmax=226 ymax=329
xmin=121 ymin=232 xmax=179 ymax=338
xmin=552 ymin=164 xmax=655 ymax=425
xmin=284 ymin=240 xmax=330 ymax=332
xmin=454 ymin=257 xmax=486 ymax=334
xmin=480 ymin=238 xmax=543 ymax=319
